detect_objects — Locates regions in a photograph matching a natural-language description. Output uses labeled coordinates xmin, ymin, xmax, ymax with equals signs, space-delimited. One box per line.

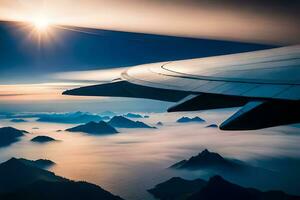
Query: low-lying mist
xmin=0 ymin=110 xmax=299 ymax=199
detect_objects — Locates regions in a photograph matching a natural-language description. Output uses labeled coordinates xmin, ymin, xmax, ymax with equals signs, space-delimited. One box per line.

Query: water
xmin=0 ymin=110 xmax=300 ymax=199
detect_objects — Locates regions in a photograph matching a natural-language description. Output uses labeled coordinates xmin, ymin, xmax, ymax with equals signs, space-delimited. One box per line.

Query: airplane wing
xmin=63 ymin=45 xmax=300 ymax=130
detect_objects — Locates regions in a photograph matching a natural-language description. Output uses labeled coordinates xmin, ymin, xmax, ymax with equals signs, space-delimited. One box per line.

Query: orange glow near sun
xmin=22 ymin=15 xmax=57 ymax=45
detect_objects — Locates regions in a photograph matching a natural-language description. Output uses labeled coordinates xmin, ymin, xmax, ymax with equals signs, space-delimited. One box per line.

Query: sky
xmin=1 ymin=0 xmax=300 ymax=44
xmin=0 ymin=0 xmax=298 ymax=112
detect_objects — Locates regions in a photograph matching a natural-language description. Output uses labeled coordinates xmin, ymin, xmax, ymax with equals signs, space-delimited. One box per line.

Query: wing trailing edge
xmin=167 ymin=93 xmax=248 ymax=112
xmin=220 ymin=100 xmax=300 ymax=130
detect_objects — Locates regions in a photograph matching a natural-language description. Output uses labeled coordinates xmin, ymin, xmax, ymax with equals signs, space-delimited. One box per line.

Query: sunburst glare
xmin=33 ymin=17 xmax=50 ymax=32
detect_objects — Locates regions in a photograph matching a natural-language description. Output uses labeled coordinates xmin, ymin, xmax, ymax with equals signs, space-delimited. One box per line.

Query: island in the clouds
xmin=206 ymin=124 xmax=218 ymax=128
xmin=17 ymin=158 xmax=55 ymax=169
xmin=156 ymin=122 xmax=163 ymax=126
xmin=36 ymin=111 xmax=103 ymax=124
xmin=170 ymin=149 xmax=283 ymax=190
xmin=177 ymin=116 xmax=205 ymax=123
xmin=123 ymin=113 xmax=149 ymax=119
xmin=148 ymin=177 xmax=207 ymax=200
xmin=124 ymin=113 xmax=144 ymax=118
xmin=0 ymin=127 xmax=27 ymax=147
xmin=0 ymin=158 xmax=124 ymax=200
xmin=31 ymin=136 xmax=57 ymax=143
xmin=148 ymin=175 xmax=299 ymax=200
xmin=170 ymin=149 xmax=240 ymax=170
xmin=66 ymin=121 xmax=118 ymax=135
xmin=10 ymin=118 xmax=27 ymax=123
xmin=99 ymin=111 xmax=116 ymax=117
xmin=108 ymin=116 xmax=155 ymax=129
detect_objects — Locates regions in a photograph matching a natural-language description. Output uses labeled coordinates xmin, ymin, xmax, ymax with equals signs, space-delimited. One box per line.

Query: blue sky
xmin=0 ymin=20 xmax=276 ymax=112
xmin=0 ymin=21 xmax=274 ymax=83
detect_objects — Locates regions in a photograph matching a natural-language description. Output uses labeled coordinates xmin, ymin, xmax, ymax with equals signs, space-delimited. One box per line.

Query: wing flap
xmin=220 ymin=100 xmax=300 ymax=130
xmin=167 ymin=93 xmax=248 ymax=112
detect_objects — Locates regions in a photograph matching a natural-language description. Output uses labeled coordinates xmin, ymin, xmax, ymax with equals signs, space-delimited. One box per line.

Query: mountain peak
xmin=177 ymin=116 xmax=205 ymax=123
xmin=66 ymin=121 xmax=118 ymax=134
xmin=0 ymin=127 xmax=26 ymax=147
xmin=31 ymin=136 xmax=57 ymax=143
xmin=170 ymin=149 xmax=237 ymax=170
xmin=108 ymin=116 xmax=155 ymax=129
xmin=201 ymin=149 xmax=210 ymax=154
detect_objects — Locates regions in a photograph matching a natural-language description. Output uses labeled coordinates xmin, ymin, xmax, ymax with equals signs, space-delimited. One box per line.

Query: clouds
xmin=0 ymin=82 xmax=95 ymax=102
xmin=52 ymin=67 xmax=128 ymax=82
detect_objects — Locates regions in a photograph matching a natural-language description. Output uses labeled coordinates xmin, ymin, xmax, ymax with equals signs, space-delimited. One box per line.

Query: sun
xmin=25 ymin=16 xmax=56 ymax=44
xmin=32 ymin=17 xmax=51 ymax=32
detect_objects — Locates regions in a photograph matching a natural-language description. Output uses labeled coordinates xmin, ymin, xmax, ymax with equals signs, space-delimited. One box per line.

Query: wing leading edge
xmin=63 ymin=45 xmax=300 ymax=130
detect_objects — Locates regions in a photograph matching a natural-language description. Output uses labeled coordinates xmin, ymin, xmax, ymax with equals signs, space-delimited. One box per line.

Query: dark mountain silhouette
xmin=18 ymin=158 xmax=55 ymax=169
xmin=10 ymin=119 xmax=27 ymax=123
xmin=0 ymin=158 xmax=65 ymax=193
xmin=148 ymin=177 xmax=207 ymax=200
xmin=187 ymin=175 xmax=300 ymax=200
xmin=31 ymin=136 xmax=57 ymax=143
xmin=0 ymin=158 xmax=124 ymax=200
xmin=170 ymin=150 xmax=285 ymax=192
xmin=177 ymin=117 xmax=205 ymax=123
xmin=0 ymin=127 xmax=27 ymax=147
xmin=108 ymin=116 xmax=155 ymax=128
xmin=66 ymin=121 xmax=118 ymax=135
xmin=170 ymin=149 xmax=240 ymax=170
xmin=124 ymin=113 xmax=143 ymax=118
xmin=123 ymin=113 xmax=150 ymax=118
xmin=156 ymin=122 xmax=163 ymax=126
xmin=37 ymin=112 xmax=102 ymax=124
xmin=206 ymin=124 xmax=218 ymax=128
xmin=149 ymin=175 xmax=300 ymax=200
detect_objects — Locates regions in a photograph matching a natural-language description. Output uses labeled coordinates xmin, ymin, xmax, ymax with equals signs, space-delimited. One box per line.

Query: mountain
xmin=18 ymin=158 xmax=55 ymax=169
xmin=101 ymin=116 xmax=111 ymax=120
xmin=170 ymin=149 xmax=240 ymax=170
xmin=10 ymin=119 xmax=27 ymax=123
xmin=31 ymin=136 xmax=57 ymax=143
xmin=37 ymin=112 xmax=102 ymax=124
xmin=0 ymin=158 xmax=124 ymax=200
xmin=66 ymin=121 xmax=118 ymax=135
xmin=170 ymin=149 xmax=282 ymax=191
xmin=148 ymin=177 xmax=207 ymax=200
xmin=206 ymin=124 xmax=218 ymax=128
xmin=156 ymin=122 xmax=163 ymax=126
xmin=108 ymin=116 xmax=155 ymax=128
xmin=124 ymin=113 xmax=143 ymax=118
xmin=123 ymin=113 xmax=150 ymax=119
xmin=177 ymin=117 xmax=205 ymax=123
xmin=149 ymin=175 xmax=300 ymax=200
xmin=187 ymin=175 xmax=300 ymax=200
xmin=0 ymin=127 xmax=27 ymax=147
xmin=99 ymin=111 xmax=116 ymax=117
xmin=0 ymin=158 xmax=65 ymax=193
